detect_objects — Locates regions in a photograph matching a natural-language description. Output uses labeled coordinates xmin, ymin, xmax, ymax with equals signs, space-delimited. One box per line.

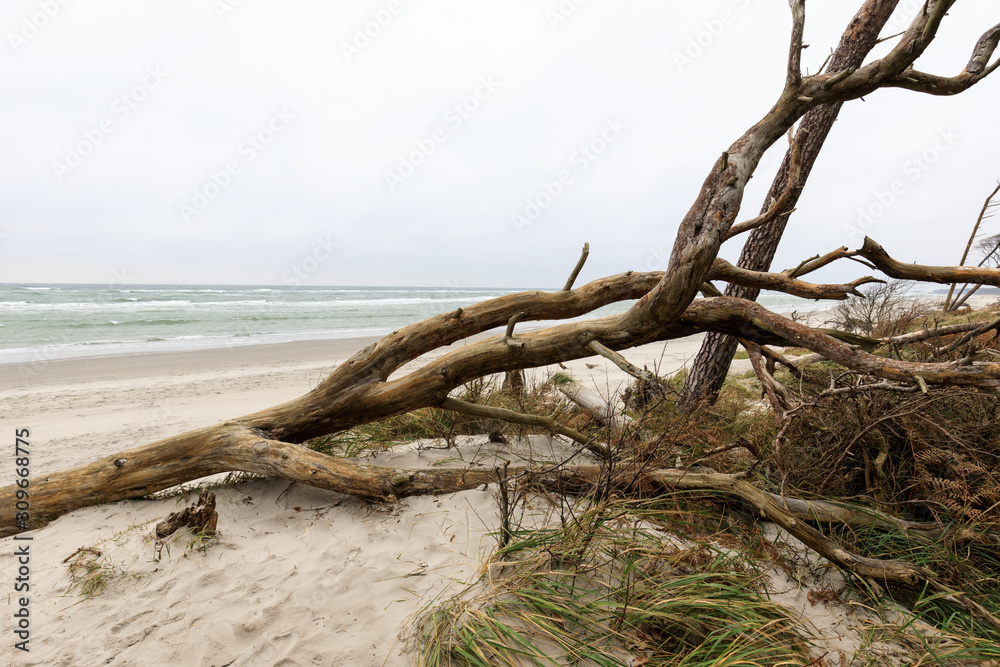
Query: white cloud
xmin=1 ymin=0 xmax=998 ymax=287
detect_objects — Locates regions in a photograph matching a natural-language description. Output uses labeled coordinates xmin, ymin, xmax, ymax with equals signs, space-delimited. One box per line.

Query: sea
xmin=0 ymin=283 xmax=834 ymax=365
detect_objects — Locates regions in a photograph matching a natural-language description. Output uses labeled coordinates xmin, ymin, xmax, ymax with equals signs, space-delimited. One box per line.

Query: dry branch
xmin=586 ymin=340 xmax=661 ymax=385
xmin=155 ymin=492 xmax=218 ymax=540
xmin=943 ymin=316 xmax=1000 ymax=353
xmin=556 ymin=379 xmax=633 ymax=431
xmin=678 ymin=0 xmax=904 ymax=409
xmin=785 ymin=246 xmax=866 ymax=279
xmin=563 ymin=242 xmax=590 ymax=291
xmin=682 ymin=297 xmax=1000 ymax=389
xmin=858 ymin=236 xmax=1000 ymax=286
xmin=786 ymin=0 xmax=806 ymax=88
xmin=887 ymin=23 xmax=1000 ymax=95
xmin=945 ymin=182 xmax=1000 ymax=310
xmin=8 ymin=287 xmax=1000 ymax=538
xmin=439 ymin=397 xmax=609 ymax=458
xmin=740 ymin=339 xmax=795 ymax=419
xmin=889 ymin=321 xmax=991 ymax=346
xmin=725 ymin=131 xmax=804 ymax=240
xmin=709 ymin=257 xmax=882 ymax=300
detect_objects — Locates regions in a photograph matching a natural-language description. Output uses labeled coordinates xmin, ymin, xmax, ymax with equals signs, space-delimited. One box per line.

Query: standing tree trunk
xmin=679 ymin=0 xmax=898 ymax=409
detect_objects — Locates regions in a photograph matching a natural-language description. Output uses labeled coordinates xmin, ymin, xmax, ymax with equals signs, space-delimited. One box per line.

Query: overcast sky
xmin=1 ymin=0 xmax=997 ymax=289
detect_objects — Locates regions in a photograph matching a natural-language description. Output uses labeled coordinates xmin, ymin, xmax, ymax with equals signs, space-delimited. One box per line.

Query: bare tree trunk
xmin=679 ymin=0 xmax=898 ymax=409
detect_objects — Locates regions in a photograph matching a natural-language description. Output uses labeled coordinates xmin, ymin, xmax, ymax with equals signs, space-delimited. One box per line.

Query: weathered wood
xmin=7 ymin=292 xmax=1000 ymax=537
xmin=886 ymin=23 xmax=1000 ymax=95
xmin=709 ymin=258 xmax=882 ymax=300
xmin=679 ymin=0 xmax=902 ymax=410
xmin=859 ymin=236 xmax=1000 ymax=286
xmin=629 ymin=0 xmax=975 ymax=333
xmin=2 ymin=1 xmax=1000 ymax=541
xmin=586 ymin=340 xmax=661 ymax=385
xmin=556 ymin=379 xmax=633 ymax=430
xmin=155 ymin=492 xmax=218 ymax=539
xmin=563 ymin=242 xmax=590 ymax=291
xmin=440 ymin=397 xmax=609 ymax=458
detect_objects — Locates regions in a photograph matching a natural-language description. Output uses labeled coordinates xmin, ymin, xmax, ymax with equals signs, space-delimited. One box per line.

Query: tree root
xmin=155 ymin=492 xmax=218 ymax=540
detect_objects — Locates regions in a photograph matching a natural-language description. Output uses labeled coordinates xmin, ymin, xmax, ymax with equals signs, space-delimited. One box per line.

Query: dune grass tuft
xmin=412 ymin=500 xmax=816 ymax=667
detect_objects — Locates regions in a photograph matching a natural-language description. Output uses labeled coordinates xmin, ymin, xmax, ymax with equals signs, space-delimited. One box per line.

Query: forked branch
xmin=887 ymin=22 xmax=1000 ymax=95
xmin=725 ymin=132 xmax=804 ymax=240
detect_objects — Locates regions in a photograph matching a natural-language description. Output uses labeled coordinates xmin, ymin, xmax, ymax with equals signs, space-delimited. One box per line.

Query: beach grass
xmin=411 ymin=499 xmax=817 ymax=667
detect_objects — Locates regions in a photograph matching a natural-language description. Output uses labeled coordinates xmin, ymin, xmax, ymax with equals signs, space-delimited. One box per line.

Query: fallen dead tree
xmin=4 ymin=0 xmax=1000 ymax=641
xmin=9 ymin=282 xmax=1000 ymax=536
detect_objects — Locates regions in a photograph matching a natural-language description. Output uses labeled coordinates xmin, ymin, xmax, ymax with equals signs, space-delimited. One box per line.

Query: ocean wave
xmin=0 ymin=284 xmax=528 ymax=364
xmin=0 ymin=296 xmax=484 ymax=312
xmin=0 ymin=328 xmax=394 ymax=364
xmin=308 ymin=297 xmax=487 ymax=307
xmin=66 ymin=318 xmax=199 ymax=328
xmin=0 ymin=300 xmax=192 ymax=310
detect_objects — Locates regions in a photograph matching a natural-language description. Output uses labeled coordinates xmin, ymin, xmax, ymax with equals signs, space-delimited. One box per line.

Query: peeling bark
xmin=679 ymin=0 xmax=902 ymax=409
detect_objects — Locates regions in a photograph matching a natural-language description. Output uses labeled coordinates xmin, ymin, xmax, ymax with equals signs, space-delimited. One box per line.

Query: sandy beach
xmin=1 ymin=328 xmax=742 ymax=666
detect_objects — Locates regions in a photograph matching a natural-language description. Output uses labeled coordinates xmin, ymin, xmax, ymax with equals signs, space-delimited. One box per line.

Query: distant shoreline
xmin=2 ymin=285 xmax=992 ymax=369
